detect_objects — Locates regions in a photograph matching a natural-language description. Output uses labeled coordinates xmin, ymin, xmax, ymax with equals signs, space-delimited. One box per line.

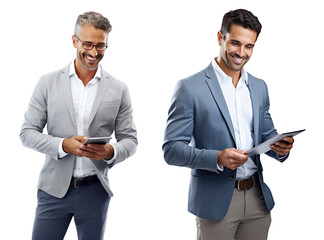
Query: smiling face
xmin=73 ymin=24 xmax=108 ymax=72
xmin=217 ymin=24 xmax=257 ymax=79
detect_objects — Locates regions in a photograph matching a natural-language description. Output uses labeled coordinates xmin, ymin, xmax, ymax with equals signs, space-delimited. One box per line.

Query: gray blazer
xmin=20 ymin=64 xmax=138 ymax=198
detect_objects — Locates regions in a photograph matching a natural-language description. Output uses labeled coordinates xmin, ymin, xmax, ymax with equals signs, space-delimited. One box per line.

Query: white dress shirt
xmin=212 ymin=59 xmax=257 ymax=179
xmin=58 ymin=61 xmax=116 ymax=178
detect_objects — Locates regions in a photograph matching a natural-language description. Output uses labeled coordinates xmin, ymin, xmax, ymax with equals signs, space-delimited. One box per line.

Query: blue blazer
xmin=163 ymin=63 xmax=288 ymax=221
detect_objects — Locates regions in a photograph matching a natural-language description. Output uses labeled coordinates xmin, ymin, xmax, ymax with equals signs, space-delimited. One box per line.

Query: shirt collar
xmin=211 ymin=58 xmax=248 ymax=86
xmin=69 ymin=60 xmax=101 ymax=84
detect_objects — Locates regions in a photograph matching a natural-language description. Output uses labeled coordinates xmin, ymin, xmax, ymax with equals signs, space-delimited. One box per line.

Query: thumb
xmin=235 ymin=149 xmax=249 ymax=157
xmin=74 ymin=135 xmax=88 ymax=143
xmin=232 ymin=149 xmax=246 ymax=154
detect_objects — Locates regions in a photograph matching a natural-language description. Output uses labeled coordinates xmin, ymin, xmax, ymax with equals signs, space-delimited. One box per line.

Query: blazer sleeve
xmin=20 ymin=77 xmax=62 ymax=160
xmin=109 ymin=85 xmax=138 ymax=168
xmin=162 ymin=80 xmax=220 ymax=172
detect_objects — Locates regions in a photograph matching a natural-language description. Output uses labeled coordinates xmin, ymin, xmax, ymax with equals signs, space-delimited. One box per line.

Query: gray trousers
xmin=32 ymin=181 xmax=110 ymax=240
xmin=196 ymin=183 xmax=271 ymax=240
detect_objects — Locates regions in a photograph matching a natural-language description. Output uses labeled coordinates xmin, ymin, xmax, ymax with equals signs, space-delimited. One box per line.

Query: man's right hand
xmin=62 ymin=135 xmax=88 ymax=157
xmin=217 ymin=148 xmax=249 ymax=170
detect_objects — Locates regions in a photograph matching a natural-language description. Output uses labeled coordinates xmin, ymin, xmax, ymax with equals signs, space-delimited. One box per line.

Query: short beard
xmin=222 ymin=53 xmax=248 ymax=72
xmin=77 ymin=52 xmax=103 ymax=71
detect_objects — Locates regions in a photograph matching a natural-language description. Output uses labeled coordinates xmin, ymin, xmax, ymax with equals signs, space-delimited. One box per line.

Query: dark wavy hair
xmin=220 ymin=9 xmax=262 ymax=39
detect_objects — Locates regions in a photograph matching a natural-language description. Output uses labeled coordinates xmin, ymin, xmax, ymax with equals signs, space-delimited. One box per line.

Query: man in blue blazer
xmin=163 ymin=9 xmax=294 ymax=240
xmin=20 ymin=12 xmax=137 ymax=240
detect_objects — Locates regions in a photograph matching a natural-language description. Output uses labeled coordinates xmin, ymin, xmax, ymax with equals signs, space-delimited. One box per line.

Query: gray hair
xmin=74 ymin=11 xmax=112 ymax=36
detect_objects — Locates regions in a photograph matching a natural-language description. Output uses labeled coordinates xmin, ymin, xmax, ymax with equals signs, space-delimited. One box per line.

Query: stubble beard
xmin=77 ymin=52 xmax=103 ymax=71
xmin=223 ymin=52 xmax=249 ymax=72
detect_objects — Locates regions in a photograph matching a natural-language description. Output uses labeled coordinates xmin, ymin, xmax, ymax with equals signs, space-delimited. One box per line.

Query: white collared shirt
xmin=212 ymin=59 xmax=257 ymax=179
xmin=58 ymin=61 xmax=116 ymax=178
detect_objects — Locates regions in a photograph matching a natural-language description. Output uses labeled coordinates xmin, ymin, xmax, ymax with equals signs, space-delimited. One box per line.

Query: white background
xmin=1 ymin=0 xmax=323 ymax=239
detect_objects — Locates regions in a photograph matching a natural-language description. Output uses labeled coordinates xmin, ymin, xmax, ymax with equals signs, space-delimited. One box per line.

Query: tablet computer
xmin=83 ymin=137 xmax=112 ymax=145
xmin=246 ymin=129 xmax=305 ymax=156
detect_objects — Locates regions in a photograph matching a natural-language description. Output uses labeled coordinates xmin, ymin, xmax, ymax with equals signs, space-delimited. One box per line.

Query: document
xmin=246 ymin=129 xmax=305 ymax=156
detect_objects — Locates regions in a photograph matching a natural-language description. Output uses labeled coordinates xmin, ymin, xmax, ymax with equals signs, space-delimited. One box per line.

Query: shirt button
xmin=230 ymin=175 xmax=235 ymax=180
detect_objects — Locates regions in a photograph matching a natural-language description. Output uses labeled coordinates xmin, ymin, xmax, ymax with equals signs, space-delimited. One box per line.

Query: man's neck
xmin=215 ymin=57 xmax=241 ymax=87
xmin=74 ymin=60 xmax=97 ymax=86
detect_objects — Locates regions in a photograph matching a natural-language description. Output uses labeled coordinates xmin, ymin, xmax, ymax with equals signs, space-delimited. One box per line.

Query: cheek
xmin=245 ymin=49 xmax=253 ymax=58
xmin=224 ymin=47 xmax=237 ymax=56
xmin=78 ymin=49 xmax=86 ymax=57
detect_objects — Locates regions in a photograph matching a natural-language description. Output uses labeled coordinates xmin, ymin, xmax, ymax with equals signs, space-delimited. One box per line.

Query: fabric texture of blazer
xmin=20 ymin=64 xmax=137 ymax=198
xmin=163 ymin=63 xmax=288 ymax=221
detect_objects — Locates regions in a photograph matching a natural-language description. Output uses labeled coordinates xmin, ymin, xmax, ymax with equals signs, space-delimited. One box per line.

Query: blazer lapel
xmin=247 ymin=74 xmax=260 ymax=146
xmin=88 ymin=70 xmax=109 ymax=126
xmin=204 ymin=63 xmax=236 ymax=144
xmin=61 ymin=65 xmax=77 ymax=129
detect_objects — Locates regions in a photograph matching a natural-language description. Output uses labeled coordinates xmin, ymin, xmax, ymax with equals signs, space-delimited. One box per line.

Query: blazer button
xmin=230 ymin=175 xmax=234 ymax=180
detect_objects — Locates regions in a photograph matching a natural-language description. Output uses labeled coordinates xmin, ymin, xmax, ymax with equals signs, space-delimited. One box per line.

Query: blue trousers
xmin=32 ymin=181 xmax=110 ymax=240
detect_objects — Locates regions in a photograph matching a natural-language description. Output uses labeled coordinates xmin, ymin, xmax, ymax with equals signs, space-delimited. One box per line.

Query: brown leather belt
xmin=234 ymin=174 xmax=257 ymax=191
xmin=70 ymin=175 xmax=99 ymax=188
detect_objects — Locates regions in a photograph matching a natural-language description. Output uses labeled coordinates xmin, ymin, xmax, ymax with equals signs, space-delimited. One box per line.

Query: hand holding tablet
xmin=246 ymin=129 xmax=305 ymax=156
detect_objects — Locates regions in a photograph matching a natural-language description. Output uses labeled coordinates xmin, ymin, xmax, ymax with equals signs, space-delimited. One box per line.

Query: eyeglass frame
xmin=74 ymin=35 xmax=108 ymax=51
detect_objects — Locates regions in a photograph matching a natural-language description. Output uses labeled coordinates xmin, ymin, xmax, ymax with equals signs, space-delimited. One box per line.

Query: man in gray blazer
xmin=163 ymin=9 xmax=294 ymax=240
xmin=20 ymin=11 xmax=137 ymax=240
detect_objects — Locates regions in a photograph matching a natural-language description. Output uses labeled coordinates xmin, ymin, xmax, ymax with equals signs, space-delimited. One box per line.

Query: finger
xmin=79 ymin=145 xmax=97 ymax=154
xmin=228 ymin=157 xmax=248 ymax=167
xmin=74 ymin=135 xmax=87 ymax=141
xmin=77 ymin=148 xmax=99 ymax=159
xmin=274 ymin=140 xmax=293 ymax=149
xmin=282 ymin=137 xmax=294 ymax=144
xmin=231 ymin=151 xmax=249 ymax=161
xmin=237 ymin=149 xmax=249 ymax=156
xmin=85 ymin=143 xmax=106 ymax=150
xmin=228 ymin=162 xmax=246 ymax=170
xmin=270 ymin=145 xmax=289 ymax=155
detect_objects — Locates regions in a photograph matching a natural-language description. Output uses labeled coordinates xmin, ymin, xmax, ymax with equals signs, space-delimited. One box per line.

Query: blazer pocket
xmin=192 ymin=169 xmax=218 ymax=178
xmin=100 ymin=100 xmax=120 ymax=107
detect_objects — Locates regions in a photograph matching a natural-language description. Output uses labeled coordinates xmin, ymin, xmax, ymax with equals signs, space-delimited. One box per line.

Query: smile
xmin=85 ymin=55 xmax=97 ymax=62
xmin=232 ymin=56 xmax=246 ymax=64
xmin=231 ymin=55 xmax=248 ymax=65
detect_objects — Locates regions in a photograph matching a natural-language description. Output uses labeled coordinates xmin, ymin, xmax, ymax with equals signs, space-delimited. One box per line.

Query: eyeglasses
xmin=74 ymin=35 xmax=108 ymax=51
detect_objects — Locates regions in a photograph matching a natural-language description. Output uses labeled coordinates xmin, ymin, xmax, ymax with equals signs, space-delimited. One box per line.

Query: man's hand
xmin=270 ymin=137 xmax=294 ymax=157
xmin=217 ymin=148 xmax=249 ymax=170
xmin=62 ymin=135 xmax=88 ymax=157
xmin=77 ymin=143 xmax=114 ymax=161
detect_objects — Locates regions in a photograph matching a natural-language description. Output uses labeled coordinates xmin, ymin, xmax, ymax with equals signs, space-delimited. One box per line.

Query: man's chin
xmin=225 ymin=61 xmax=243 ymax=72
xmin=81 ymin=61 xmax=99 ymax=71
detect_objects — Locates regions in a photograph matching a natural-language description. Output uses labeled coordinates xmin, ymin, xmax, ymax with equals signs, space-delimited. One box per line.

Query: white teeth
xmin=86 ymin=56 xmax=96 ymax=61
xmin=233 ymin=57 xmax=243 ymax=63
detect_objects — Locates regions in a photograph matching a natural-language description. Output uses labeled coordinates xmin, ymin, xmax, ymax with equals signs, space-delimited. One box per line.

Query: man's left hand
xmin=270 ymin=137 xmax=294 ymax=157
xmin=77 ymin=143 xmax=114 ymax=160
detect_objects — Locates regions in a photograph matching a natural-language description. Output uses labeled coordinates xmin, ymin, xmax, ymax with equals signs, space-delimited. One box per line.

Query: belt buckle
xmin=238 ymin=176 xmax=255 ymax=191
xmin=74 ymin=178 xmax=84 ymax=188
xmin=237 ymin=179 xmax=243 ymax=191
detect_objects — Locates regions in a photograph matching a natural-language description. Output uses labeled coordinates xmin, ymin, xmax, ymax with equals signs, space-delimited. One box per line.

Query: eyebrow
xmin=83 ymin=41 xmax=106 ymax=45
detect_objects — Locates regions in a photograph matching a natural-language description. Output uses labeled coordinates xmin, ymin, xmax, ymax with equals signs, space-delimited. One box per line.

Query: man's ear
xmin=72 ymin=35 xmax=77 ymax=48
xmin=217 ymin=31 xmax=223 ymax=46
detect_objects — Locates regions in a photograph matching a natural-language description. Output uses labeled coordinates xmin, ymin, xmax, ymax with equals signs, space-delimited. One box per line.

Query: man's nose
xmin=238 ymin=46 xmax=245 ymax=57
xmin=89 ymin=46 xmax=98 ymax=57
